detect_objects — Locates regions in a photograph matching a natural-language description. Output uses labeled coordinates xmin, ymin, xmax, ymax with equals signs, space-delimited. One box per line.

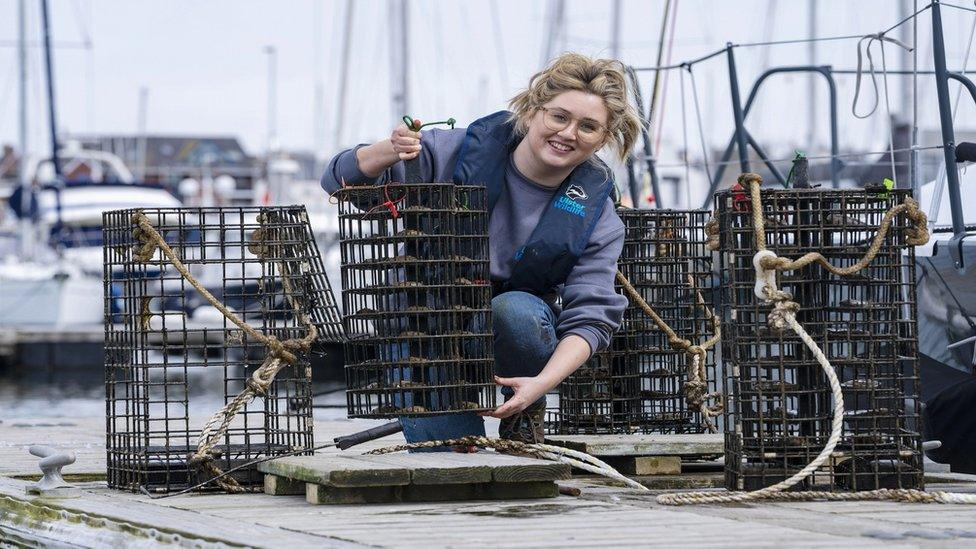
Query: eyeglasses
xmin=538 ymin=107 xmax=607 ymax=144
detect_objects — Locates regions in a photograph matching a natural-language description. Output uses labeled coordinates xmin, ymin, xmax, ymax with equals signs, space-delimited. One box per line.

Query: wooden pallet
xmin=257 ymin=451 xmax=572 ymax=504
xmin=544 ymin=433 xmax=724 ymax=476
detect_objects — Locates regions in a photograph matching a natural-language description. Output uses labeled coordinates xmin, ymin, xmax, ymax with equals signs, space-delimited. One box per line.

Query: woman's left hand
xmin=480 ymin=375 xmax=550 ymax=419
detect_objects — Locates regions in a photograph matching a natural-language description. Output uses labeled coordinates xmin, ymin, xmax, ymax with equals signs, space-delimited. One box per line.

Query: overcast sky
xmin=2 ymin=0 xmax=976 ymax=169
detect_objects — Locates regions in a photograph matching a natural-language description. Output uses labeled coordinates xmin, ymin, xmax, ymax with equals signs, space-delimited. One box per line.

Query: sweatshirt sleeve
xmin=554 ymin=199 xmax=628 ymax=356
xmin=320 ymin=128 xmax=466 ymax=195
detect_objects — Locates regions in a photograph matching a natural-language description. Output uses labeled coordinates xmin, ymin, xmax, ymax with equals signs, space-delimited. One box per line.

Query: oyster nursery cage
xmin=717 ymin=187 xmax=923 ymax=492
xmin=552 ymin=208 xmax=719 ymax=435
xmin=103 ymin=206 xmax=344 ymax=493
xmin=335 ymin=182 xmax=495 ymax=418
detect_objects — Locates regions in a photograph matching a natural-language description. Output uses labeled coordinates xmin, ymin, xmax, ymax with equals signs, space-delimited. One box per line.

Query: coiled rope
xmin=366 ymin=435 xmax=648 ymax=492
xmin=657 ymin=174 xmax=976 ymax=505
xmin=131 ymin=211 xmax=317 ymax=492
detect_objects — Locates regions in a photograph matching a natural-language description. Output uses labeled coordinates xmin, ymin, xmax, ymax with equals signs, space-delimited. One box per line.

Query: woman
xmin=321 ymin=53 xmax=641 ymax=445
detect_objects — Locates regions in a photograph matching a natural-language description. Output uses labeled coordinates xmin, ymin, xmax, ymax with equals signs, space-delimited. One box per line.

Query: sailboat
xmin=0 ymin=1 xmax=183 ymax=371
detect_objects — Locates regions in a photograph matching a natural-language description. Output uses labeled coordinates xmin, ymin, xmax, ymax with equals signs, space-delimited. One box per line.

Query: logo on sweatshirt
xmin=565 ymin=184 xmax=588 ymax=201
xmin=554 ymin=196 xmax=586 ymax=217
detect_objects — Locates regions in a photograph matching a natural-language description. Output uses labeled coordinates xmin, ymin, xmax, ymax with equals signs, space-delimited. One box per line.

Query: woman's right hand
xmin=390 ymin=120 xmax=422 ymax=161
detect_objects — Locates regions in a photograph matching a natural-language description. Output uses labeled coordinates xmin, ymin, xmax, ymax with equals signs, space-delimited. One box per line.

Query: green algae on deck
xmin=0 ymin=492 xmax=245 ymax=547
xmin=11 ymin=472 xmax=107 ymax=483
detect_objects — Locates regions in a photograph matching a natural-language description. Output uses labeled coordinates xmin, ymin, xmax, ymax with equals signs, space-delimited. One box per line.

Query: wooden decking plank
xmin=264 ymin=473 xmax=306 ymax=495
xmin=339 ymin=452 xmax=493 ymax=485
xmin=257 ymin=454 xmax=411 ymax=487
xmin=306 ymin=480 xmax=558 ymax=504
xmin=466 ymin=451 xmax=571 ymax=483
xmin=0 ymin=477 xmax=360 ymax=548
xmin=544 ymin=433 xmax=723 ymax=457
xmin=601 ymin=455 xmax=681 ymax=475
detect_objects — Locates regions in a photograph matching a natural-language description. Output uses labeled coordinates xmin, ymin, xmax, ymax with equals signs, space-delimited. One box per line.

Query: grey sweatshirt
xmin=320 ymin=127 xmax=627 ymax=355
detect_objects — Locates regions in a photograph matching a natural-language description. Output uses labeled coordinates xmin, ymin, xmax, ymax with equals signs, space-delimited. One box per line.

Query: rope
xmin=130 ymin=211 xmax=317 ymax=492
xmin=852 ymin=33 xmax=913 ymax=119
xmin=614 ymin=271 xmax=723 ymax=433
xmin=367 ymin=435 xmax=649 ymax=492
xmin=739 ymin=173 xmax=929 ymax=275
xmin=659 ymin=173 xmax=976 ymax=505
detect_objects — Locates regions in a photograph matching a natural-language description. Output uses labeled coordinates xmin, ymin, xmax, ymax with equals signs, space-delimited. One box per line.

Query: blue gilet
xmin=452 ymin=110 xmax=614 ymax=296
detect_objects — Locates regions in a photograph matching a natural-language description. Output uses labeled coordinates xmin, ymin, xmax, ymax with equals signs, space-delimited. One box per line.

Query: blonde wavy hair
xmin=508 ymin=53 xmax=642 ymax=163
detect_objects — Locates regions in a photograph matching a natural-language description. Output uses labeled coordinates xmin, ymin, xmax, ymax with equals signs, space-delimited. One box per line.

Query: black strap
xmin=405 ymin=157 xmax=423 ymax=184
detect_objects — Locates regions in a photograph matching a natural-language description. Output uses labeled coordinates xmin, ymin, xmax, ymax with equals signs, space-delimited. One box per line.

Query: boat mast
xmin=807 ymin=0 xmax=817 ymax=148
xmin=137 ymin=86 xmax=148 ymax=181
xmin=334 ymin=0 xmax=354 ymax=150
xmin=41 ymin=0 xmax=61 ymax=180
xmin=540 ymin=0 xmax=566 ymax=67
xmin=264 ymin=45 xmax=278 ymax=154
xmin=313 ymin=0 xmax=324 ymax=161
xmin=17 ymin=0 xmax=32 ymax=259
xmin=610 ymin=0 xmax=622 ymax=60
xmin=389 ymin=0 xmax=409 ymax=121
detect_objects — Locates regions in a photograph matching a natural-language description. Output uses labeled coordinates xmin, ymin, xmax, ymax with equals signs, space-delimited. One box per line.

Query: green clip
xmin=402 ymin=115 xmax=457 ymax=131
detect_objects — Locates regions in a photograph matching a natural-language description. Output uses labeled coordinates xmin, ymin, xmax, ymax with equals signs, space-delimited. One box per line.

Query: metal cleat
xmin=25 ymin=445 xmax=80 ymax=498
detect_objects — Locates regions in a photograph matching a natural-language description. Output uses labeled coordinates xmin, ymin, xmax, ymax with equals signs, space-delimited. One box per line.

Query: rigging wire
xmin=679 ymin=67 xmax=692 ymax=207
xmin=940 ymin=0 xmax=976 ymax=14
xmin=687 ymin=65 xmax=714 ymax=187
xmin=647 ymin=0 xmax=674 ymax=180
xmin=640 ymin=144 xmax=947 ymax=170
xmin=653 ymin=0 xmax=680 ymax=158
xmin=880 ymin=39 xmax=899 ymax=185
xmin=631 ymin=1 xmax=936 ymax=73
xmin=734 ymin=33 xmax=866 ymax=48
xmin=912 ymin=0 xmax=920 ymax=196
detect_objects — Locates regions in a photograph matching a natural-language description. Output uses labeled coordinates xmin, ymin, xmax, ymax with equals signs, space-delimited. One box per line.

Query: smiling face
xmin=524 ymin=90 xmax=609 ymax=173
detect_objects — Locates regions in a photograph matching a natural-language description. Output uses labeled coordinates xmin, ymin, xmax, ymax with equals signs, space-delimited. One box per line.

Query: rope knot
xmin=901 ymin=197 xmax=930 ymax=246
xmin=687 ymin=345 xmax=706 ymax=363
xmin=682 ymin=379 xmax=707 ymax=405
xmin=248 ymin=227 xmax=269 ymax=258
xmin=265 ymin=335 xmax=284 ymax=356
xmin=704 ymin=216 xmax=720 ymax=251
xmin=130 ymin=213 xmax=159 ymax=262
xmin=188 ymin=451 xmax=215 ymax=466
xmin=768 ymin=299 xmax=801 ymax=331
xmin=737 ymin=173 xmax=763 ymax=188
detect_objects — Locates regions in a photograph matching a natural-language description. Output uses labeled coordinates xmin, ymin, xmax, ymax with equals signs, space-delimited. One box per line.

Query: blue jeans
xmin=401 ymin=291 xmax=558 ymax=448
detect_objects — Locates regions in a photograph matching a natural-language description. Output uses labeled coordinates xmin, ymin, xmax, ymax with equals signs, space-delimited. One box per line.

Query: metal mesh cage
xmin=336 ymin=183 xmax=495 ymax=418
xmin=717 ymin=188 xmax=923 ymax=492
xmin=551 ymin=209 xmax=719 ymax=435
xmin=103 ymin=206 xmax=343 ymax=493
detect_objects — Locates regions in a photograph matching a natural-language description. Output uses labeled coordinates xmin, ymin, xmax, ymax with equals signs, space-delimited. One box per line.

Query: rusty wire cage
xmin=717 ymin=188 xmax=923 ymax=492
xmin=103 ymin=206 xmax=344 ymax=493
xmin=551 ymin=209 xmax=719 ymax=435
xmin=335 ymin=183 xmax=495 ymax=418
